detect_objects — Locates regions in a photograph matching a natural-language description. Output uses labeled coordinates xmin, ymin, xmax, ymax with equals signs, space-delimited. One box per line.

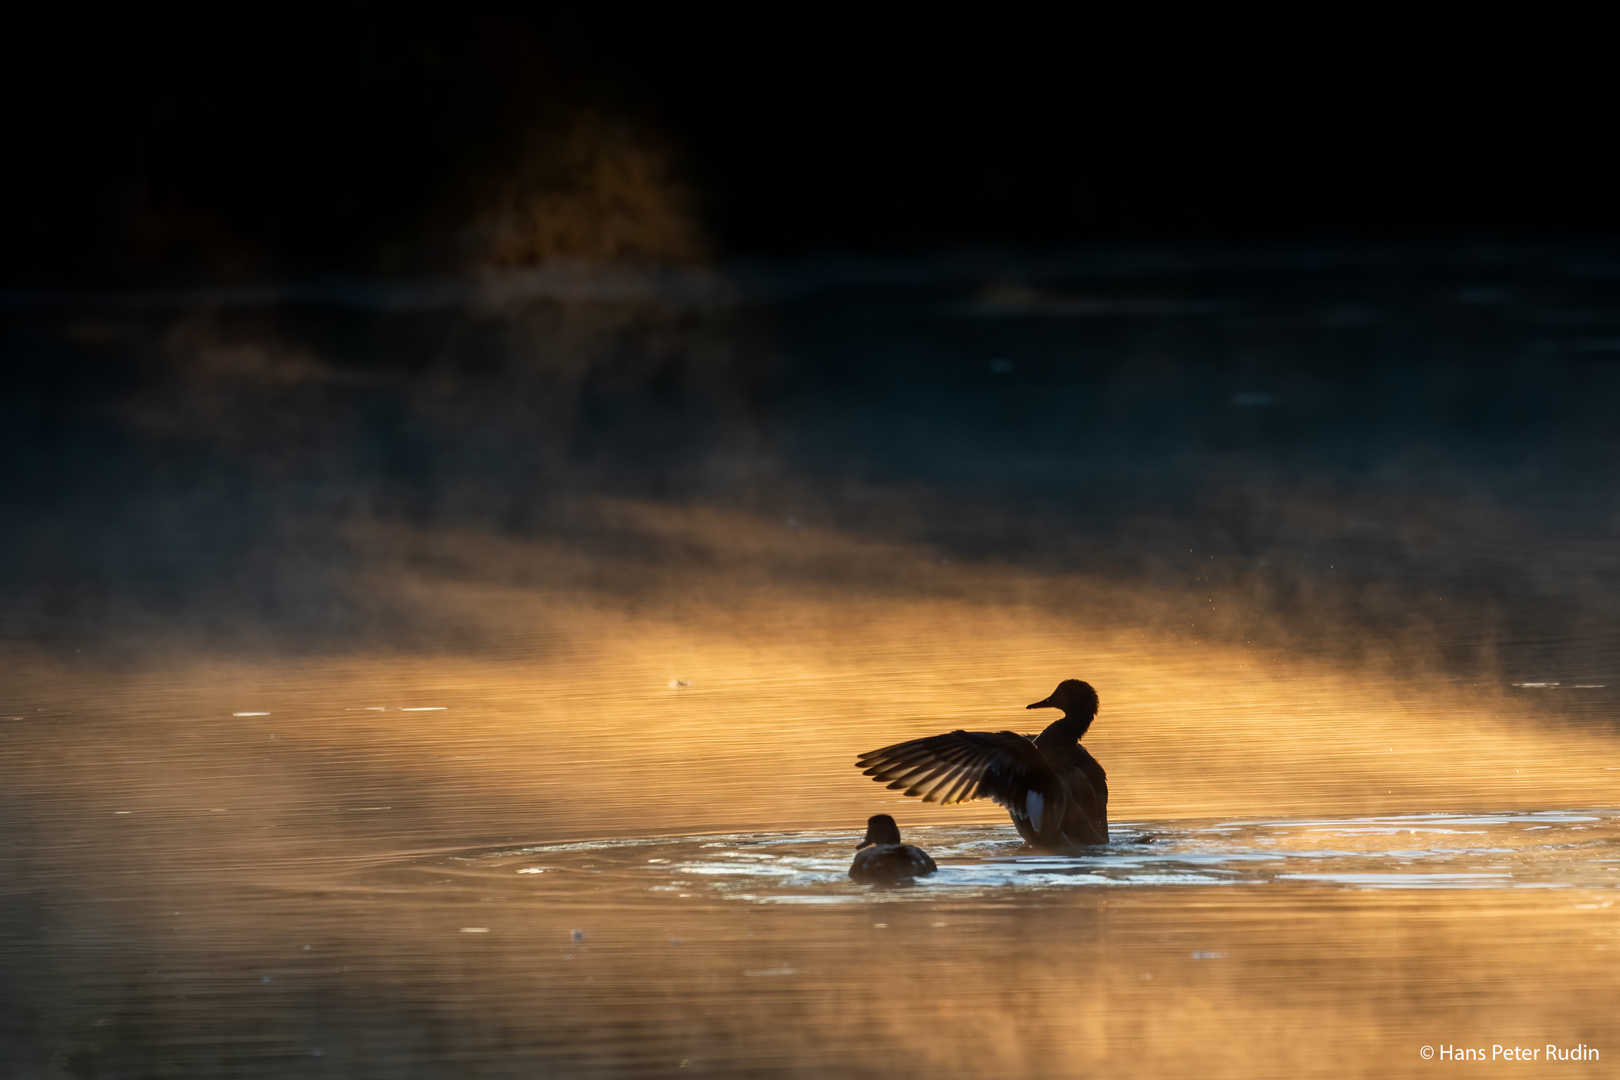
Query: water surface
xmin=7 ymin=245 xmax=1620 ymax=1076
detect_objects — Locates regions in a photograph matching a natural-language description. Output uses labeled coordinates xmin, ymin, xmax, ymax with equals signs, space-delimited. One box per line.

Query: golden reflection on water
xmin=4 ymin=504 xmax=1619 ymax=1077
xmin=11 ymin=602 xmax=1609 ymax=846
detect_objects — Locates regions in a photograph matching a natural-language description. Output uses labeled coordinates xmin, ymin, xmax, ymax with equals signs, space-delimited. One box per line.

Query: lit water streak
xmin=479 ymin=810 xmax=1620 ymax=900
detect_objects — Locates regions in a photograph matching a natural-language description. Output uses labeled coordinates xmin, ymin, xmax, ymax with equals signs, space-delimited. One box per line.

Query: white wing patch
xmin=1025 ymin=791 xmax=1045 ymax=834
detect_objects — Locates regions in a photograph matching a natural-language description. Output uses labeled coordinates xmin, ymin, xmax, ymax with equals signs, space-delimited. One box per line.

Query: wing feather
xmin=857 ymin=730 xmax=1052 ymax=808
xmin=937 ymin=767 xmax=984 ymax=806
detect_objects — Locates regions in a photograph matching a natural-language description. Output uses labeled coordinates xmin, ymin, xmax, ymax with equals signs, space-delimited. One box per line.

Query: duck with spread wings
xmin=854 ymin=679 xmax=1108 ymax=853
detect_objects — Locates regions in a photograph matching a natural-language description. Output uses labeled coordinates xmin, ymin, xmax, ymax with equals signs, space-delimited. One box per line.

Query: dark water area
xmin=5 ymin=242 xmax=1620 ymax=1077
xmin=6 ymin=243 xmax=1620 ymax=690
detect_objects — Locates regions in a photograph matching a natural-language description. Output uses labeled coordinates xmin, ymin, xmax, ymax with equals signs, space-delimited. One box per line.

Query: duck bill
xmin=1026 ymin=696 xmax=1055 ymax=709
xmin=855 ymin=837 xmax=875 ymax=849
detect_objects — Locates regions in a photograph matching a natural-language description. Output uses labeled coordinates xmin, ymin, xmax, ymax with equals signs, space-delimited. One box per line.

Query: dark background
xmin=4 ymin=4 xmax=1615 ymax=283
xmin=4 ymin=4 xmax=1620 ymax=709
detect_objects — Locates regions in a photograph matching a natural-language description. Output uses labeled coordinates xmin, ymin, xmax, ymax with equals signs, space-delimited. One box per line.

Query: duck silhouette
xmin=848 ymin=814 xmax=938 ymax=883
xmin=855 ymin=679 xmax=1108 ymax=853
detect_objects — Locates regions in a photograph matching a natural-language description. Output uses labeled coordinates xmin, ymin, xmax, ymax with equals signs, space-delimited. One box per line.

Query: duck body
xmin=855 ymin=680 xmax=1108 ymax=854
xmin=849 ymin=814 xmax=938 ymax=883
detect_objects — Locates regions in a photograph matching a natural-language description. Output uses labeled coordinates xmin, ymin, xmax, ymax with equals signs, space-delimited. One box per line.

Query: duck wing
xmin=856 ymin=730 xmax=1059 ymax=814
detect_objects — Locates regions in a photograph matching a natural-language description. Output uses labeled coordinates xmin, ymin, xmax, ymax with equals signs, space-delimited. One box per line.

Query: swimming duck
xmin=849 ymin=814 xmax=938 ymax=883
xmin=855 ymin=679 xmax=1108 ymax=853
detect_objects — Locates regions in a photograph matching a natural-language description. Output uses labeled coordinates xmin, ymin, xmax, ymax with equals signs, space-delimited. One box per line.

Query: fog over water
xmin=4 ymin=243 xmax=1620 ymax=1077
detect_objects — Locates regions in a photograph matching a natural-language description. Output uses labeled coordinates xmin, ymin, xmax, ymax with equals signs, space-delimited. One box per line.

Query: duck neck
xmin=1034 ymin=711 xmax=1094 ymax=749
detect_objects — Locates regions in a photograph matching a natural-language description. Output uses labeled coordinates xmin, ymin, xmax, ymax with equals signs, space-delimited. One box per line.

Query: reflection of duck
xmin=855 ymin=679 xmax=1108 ymax=853
xmin=849 ymin=814 xmax=938 ymax=883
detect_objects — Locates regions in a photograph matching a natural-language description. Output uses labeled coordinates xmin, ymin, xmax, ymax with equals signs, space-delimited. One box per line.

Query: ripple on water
xmin=467 ymin=808 xmax=1620 ymax=903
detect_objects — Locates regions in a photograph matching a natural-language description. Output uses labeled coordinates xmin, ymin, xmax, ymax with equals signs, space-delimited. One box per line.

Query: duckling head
xmin=1026 ymin=679 xmax=1099 ymax=718
xmin=857 ymin=813 xmax=904 ymax=849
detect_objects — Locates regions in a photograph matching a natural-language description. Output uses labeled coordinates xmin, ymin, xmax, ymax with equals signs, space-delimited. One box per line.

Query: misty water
xmin=5 ymin=244 xmax=1620 ymax=1077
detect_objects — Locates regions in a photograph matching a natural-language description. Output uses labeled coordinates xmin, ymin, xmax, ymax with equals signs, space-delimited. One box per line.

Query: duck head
xmin=1026 ymin=678 xmax=1099 ymax=719
xmin=857 ymin=813 xmax=903 ymax=849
